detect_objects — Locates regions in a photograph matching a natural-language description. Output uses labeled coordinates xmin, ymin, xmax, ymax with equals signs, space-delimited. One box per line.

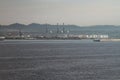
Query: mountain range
xmin=0 ymin=23 xmax=120 ymax=38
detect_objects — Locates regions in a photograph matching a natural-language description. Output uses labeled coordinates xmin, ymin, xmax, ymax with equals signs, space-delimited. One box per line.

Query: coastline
xmin=100 ymin=39 xmax=120 ymax=42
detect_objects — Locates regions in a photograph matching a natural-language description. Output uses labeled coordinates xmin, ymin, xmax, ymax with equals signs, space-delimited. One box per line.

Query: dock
xmin=100 ymin=39 xmax=120 ymax=42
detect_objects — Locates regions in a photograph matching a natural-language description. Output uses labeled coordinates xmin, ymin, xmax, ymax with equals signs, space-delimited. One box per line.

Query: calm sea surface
xmin=0 ymin=40 xmax=120 ymax=80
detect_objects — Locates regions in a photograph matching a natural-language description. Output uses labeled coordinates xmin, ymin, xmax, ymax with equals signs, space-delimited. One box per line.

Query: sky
xmin=0 ymin=0 xmax=120 ymax=26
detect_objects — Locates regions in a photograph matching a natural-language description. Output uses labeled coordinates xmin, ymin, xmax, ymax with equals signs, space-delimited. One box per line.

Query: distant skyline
xmin=0 ymin=0 xmax=120 ymax=26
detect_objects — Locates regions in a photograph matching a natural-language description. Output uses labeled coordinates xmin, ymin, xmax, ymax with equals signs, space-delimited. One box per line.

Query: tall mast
xmin=45 ymin=16 xmax=48 ymax=34
xmin=62 ymin=23 xmax=65 ymax=33
xmin=57 ymin=23 xmax=59 ymax=34
xmin=19 ymin=29 xmax=22 ymax=37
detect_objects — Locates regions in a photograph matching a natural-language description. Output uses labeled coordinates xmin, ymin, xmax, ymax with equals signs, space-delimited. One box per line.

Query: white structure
xmin=87 ymin=35 xmax=109 ymax=39
xmin=68 ymin=34 xmax=109 ymax=39
xmin=57 ymin=34 xmax=68 ymax=38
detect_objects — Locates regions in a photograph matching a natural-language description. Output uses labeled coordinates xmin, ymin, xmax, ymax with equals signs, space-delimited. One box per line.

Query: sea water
xmin=0 ymin=40 xmax=120 ymax=80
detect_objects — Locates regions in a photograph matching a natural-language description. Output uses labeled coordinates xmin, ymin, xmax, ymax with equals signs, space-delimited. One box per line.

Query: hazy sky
xmin=0 ymin=0 xmax=120 ymax=26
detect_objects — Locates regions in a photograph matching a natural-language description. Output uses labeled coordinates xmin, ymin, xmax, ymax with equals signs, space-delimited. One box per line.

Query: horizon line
xmin=0 ymin=23 xmax=120 ymax=27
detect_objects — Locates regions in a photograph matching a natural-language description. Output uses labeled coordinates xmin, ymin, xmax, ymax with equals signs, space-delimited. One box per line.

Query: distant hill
xmin=1 ymin=23 xmax=120 ymax=30
xmin=0 ymin=23 xmax=120 ymax=38
xmin=0 ymin=23 xmax=80 ymax=32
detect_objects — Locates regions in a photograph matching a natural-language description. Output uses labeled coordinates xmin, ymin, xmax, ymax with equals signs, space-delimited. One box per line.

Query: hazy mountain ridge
xmin=0 ymin=23 xmax=80 ymax=32
xmin=1 ymin=23 xmax=120 ymax=29
xmin=0 ymin=23 xmax=120 ymax=38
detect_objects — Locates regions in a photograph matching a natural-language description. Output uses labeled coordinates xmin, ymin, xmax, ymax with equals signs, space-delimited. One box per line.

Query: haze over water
xmin=0 ymin=40 xmax=120 ymax=80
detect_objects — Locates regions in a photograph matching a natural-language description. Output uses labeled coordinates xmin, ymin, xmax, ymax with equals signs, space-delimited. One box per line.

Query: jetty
xmin=100 ymin=39 xmax=120 ymax=42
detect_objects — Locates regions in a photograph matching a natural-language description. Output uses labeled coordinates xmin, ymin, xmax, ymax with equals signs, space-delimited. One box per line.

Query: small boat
xmin=0 ymin=36 xmax=5 ymax=41
xmin=93 ymin=39 xmax=100 ymax=42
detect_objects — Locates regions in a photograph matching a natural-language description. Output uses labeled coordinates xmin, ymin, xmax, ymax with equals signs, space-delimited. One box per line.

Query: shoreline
xmin=100 ymin=39 xmax=120 ymax=42
xmin=2 ymin=38 xmax=120 ymax=42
